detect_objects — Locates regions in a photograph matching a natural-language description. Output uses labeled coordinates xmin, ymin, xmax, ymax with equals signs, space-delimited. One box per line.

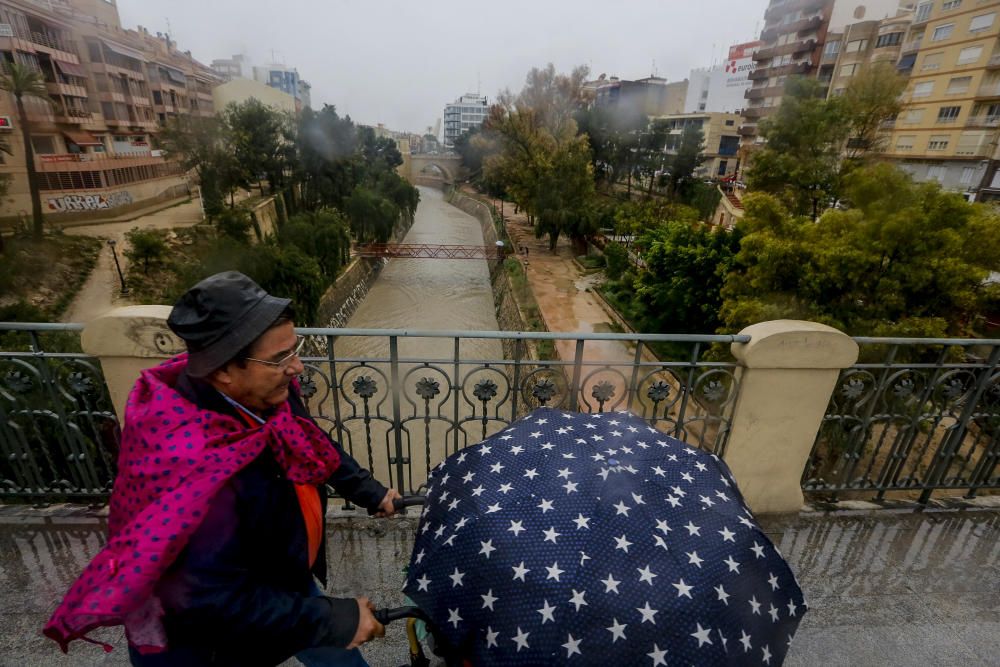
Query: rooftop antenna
xmin=651 ymin=59 xmax=657 ymax=77
xmin=165 ymin=16 xmax=172 ymax=37
xmin=477 ymin=69 xmax=481 ymax=96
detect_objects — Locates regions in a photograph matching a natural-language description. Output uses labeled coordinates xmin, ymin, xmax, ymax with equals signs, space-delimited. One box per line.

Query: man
xmin=45 ymin=271 xmax=400 ymax=666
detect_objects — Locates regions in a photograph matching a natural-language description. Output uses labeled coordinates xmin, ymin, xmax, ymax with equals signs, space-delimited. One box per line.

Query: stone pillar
xmin=81 ymin=305 xmax=185 ymax=422
xmin=725 ymin=320 xmax=858 ymax=514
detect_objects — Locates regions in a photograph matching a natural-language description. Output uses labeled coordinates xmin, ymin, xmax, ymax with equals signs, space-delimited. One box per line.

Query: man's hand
xmin=374 ymin=488 xmax=402 ymax=517
xmin=347 ymin=596 xmax=385 ymax=648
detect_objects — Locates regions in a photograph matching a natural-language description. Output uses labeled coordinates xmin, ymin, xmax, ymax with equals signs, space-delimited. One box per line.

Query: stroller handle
xmin=373 ymin=605 xmax=430 ymax=626
xmin=367 ymin=494 xmax=426 ymax=515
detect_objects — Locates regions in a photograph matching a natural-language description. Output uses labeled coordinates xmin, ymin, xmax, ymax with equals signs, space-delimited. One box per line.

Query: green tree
xmin=280 ymin=208 xmax=352 ymax=279
xmin=124 ymin=227 xmax=167 ymax=274
xmin=632 ymin=220 xmax=742 ymax=334
xmin=721 ymin=164 xmax=1000 ymax=337
xmin=224 ymin=99 xmax=286 ymax=195
xmin=745 ymin=77 xmax=847 ymax=220
xmin=1 ymin=62 xmax=53 ymax=239
xmin=214 ymin=208 xmax=253 ymax=243
xmin=485 ymin=64 xmax=596 ymax=250
xmin=841 ymin=62 xmax=906 ymax=160
xmin=158 ymin=115 xmax=243 ymax=215
xmin=664 ymin=122 xmax=707 ymax=198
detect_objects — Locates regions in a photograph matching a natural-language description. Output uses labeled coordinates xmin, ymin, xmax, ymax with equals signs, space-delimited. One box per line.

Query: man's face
xmin=215 ymin=321 xmax=305 ymax=413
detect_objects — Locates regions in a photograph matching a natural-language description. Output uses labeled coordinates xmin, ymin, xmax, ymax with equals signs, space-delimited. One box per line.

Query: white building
xmin=210 ymin=54 xmax=254 ymax=81
xmin=443 ymin=93 xmax=488 ymax=147
xmin=684 ymin=41 xmax=760 ymax=113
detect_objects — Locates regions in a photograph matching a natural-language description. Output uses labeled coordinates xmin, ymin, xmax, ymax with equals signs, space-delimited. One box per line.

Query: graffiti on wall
xmin=47 ymin=191 xmax=134 ymax=212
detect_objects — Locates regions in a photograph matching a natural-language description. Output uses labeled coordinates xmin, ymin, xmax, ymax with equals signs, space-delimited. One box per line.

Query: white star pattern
xmin=691 ymin=623 xmax=713 ymax=647
xmin=607 ymin=618 xmax=627 ymax=643
xmin=406 ymin=408 xmax=803 ymax=667
xmin=563 ymin=634 xmax=582 ymax=657
xmin=637 ymin=601 xmax=659 ymax=624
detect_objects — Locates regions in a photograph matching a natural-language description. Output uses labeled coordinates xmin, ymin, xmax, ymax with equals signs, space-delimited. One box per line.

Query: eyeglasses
xmin=244 ymin=335 xmax=306 ymax=369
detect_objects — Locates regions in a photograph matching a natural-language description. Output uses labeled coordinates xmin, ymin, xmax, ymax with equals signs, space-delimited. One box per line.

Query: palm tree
xmin=0 ymin=62 xmax=54 ymax=240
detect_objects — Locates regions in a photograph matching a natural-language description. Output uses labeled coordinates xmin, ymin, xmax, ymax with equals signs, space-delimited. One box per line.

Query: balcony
xmin=745 ymin=85 xmax=783 ymax=100
xmin=45 ymin=81 xmax=88 ymax=99
xmin=764 ymin=0 xmax=825 ymax=22
xmin=26 ymin=31 xmax=77 ymax=56
xmin=753 ymin=39 xmax=816 ymax=62
xmin=901 ymin=39 xmax=922 ymax=54
xmin=35 ymin=151 xmax=167 ymax=172
xmin=55 ymin=108 xmax=93 ymax=124
xmin=966 ymin=115 xmax=1000 ymax=127
xmin=752 ymin=62 xmax=811 ymax=80
xmin=977 ymin=82 xmax=1000 ymax=98
xmin=987 ymin=53 xmax=1000 ymax=69
xmin=742 ymin=106 xmax=774 ymax=120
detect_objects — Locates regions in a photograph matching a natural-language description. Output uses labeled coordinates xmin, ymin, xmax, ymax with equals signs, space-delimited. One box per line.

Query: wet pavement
xmin=1 ymin=506 xmax=997 ymax=666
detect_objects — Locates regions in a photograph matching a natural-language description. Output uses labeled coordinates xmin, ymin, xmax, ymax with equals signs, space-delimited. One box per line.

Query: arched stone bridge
xmin=400 ymin=153 xmax=465 ymax=187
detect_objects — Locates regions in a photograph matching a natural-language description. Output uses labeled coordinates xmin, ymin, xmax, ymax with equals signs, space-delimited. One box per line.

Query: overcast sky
xmin=119 ymin=0 xmax=770 ymax=133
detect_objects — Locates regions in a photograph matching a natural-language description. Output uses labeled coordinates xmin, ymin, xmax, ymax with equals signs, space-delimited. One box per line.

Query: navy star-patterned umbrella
xmin=403 ymin=407 xmax=807 ymax=666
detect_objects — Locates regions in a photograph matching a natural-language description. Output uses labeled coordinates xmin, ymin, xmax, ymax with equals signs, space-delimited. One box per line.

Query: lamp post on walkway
xmin=107 ymin=239 xmax=129 ymax=296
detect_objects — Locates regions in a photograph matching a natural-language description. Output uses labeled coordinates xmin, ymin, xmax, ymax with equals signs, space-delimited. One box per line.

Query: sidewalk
xmin=1 ymin=505 xmax=996 ymax=666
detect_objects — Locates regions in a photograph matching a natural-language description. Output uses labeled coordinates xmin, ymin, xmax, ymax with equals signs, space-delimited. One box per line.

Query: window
xmin=932 ymin=24 xmax=955 ymax=41
xmin=957 ymin=130 xmax=988 ymax=155
xmin=921 ymin=52 xmax=943 ymax=70
xmin=915 ymin=2 xmax=932 ymax=22
xmin=937 ymin=105 xmax=961 ymax=122
xmin=969 ymin=13 xmax=995 ymax=33
xmin=31 ymin=135 xmax=56 ymax=154
xmin=895 ymin=135 xmax=916 ymax=150
xmin=875 ymin=33 xmax=903 ymax=48
xmin=904 ymin=108 xmax=925 ymax=124
xmin=947 ymin=76 xmax=972 ymax=94
xmin=960 ymin=167 xmax=975 ymax=185
xmin=958 ymin=45 xmax=984 ymax=65
xmin=943 ymin=0 xmax=962 ymax=10
xmin=913 ymin=81 xmax=934 ymax=97
xmin=725 ymin=119 xmax=735 ymax=126
xmin=840 ymin=63 xmax=858 ymax=77
xmin=824 ymin=40 xmax=841 ymax=55
xmin=844 ymin=39 xmax=868 ymax=53
xmin=926 ymin=165 xmax=946 ymax=182
xmin=991 ymin=170 xmax=1000 ymax=188
xmin=927 ymin=135 xmax=949 ymax=150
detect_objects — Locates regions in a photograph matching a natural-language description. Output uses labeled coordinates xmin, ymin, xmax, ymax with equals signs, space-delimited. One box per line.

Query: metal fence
xmin=0 ymin=324 xmax=746 ymax=503
xmin=803 ymin=337 xmax=1000 ymax=503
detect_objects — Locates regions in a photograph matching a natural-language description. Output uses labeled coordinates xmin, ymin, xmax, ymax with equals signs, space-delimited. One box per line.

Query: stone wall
xmin=248 ymin=196 xmax=280 ymax=242
xmin=316 ymin=212 xmax=414 ymax=327
xmin=447 ymin=190 xmax=532 ymax=360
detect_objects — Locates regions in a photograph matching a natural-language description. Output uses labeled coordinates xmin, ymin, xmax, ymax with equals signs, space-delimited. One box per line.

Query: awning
xmin=157 ymin=64 xmax=187 ymax=86
xmin=63 ymin=130 xmax=102 ymax=147
xmin=101 ymin=39 xmax=146 ymax=63
xmin=54 ymin=59 xmax=87 ymax=78
xmin=897 ymin=53 xmax=916 ymax=70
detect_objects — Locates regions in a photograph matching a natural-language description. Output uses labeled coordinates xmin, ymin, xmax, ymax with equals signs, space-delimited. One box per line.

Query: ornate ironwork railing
xmin=0 ymin=323 xmax=118 ymax=504
xmin=804 ymin=337 xmax=1000 ymax=503
xmin=0 ymin=324 xmax=746 ymax=503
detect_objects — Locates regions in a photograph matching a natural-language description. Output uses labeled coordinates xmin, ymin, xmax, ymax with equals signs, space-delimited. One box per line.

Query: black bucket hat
xmin=167 ymin=271 xmax=291 ymax=378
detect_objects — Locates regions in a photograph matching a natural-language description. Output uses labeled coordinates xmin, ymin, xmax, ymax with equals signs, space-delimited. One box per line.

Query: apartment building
xmin=819 ymin=11 xmax=912 ymax=95
xmin=656 ymin=112 xmax=743 ymax=178
xmin=886 ymin=0 xmax=1000 ymax=196
xmin=585 ymin=75 xmax=688 ymax=117
xmin=443 ymin=93 xmax=487 ymax=147
xmin=743 ymin=0 xmax=903 ymax=142
xmin=0 ymin=0 xmax=221 ymax=217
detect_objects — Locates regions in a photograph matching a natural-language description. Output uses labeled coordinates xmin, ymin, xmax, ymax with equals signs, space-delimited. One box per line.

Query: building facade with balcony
xmin=885 ymin=0 xmax=1000 ymax=197
xmin=742 ymin=0 xmax=904 ymax=144
xmin=818 ymin=11 xmax=912 ymax=96
xmin=0 ymin=0 xmax=220 ymax=219
xmin=584 ymin=75 xmax=688 ymax=117
xmin=442 ymin=93 xmax=487 ymax=148
xmin=655 ymin=111 xmax=743 ymax=178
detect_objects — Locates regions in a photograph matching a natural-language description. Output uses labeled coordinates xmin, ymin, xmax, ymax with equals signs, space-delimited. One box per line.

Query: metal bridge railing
xmin=0 ymin=324 xmax=746 ymax=503
xmin=803 ymin=337 xmax=1000 ymax=503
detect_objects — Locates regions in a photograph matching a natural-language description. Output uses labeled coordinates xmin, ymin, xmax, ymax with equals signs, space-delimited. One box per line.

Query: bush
xmin=214 ymin=208 xmax=253 ymax=243
xmin=603 ymin=241 xmax=630 ymax=280
xmin=124 ymin=227 xmax=167 ymax=274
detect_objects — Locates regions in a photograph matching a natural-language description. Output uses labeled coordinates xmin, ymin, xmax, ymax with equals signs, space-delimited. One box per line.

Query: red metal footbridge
xmin=354 ymin=243 xmax=504 ymax=260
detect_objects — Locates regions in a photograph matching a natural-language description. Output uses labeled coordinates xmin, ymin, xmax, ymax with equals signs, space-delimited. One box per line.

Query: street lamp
xmin=107 ymin=239 xmax=129 ymax=296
